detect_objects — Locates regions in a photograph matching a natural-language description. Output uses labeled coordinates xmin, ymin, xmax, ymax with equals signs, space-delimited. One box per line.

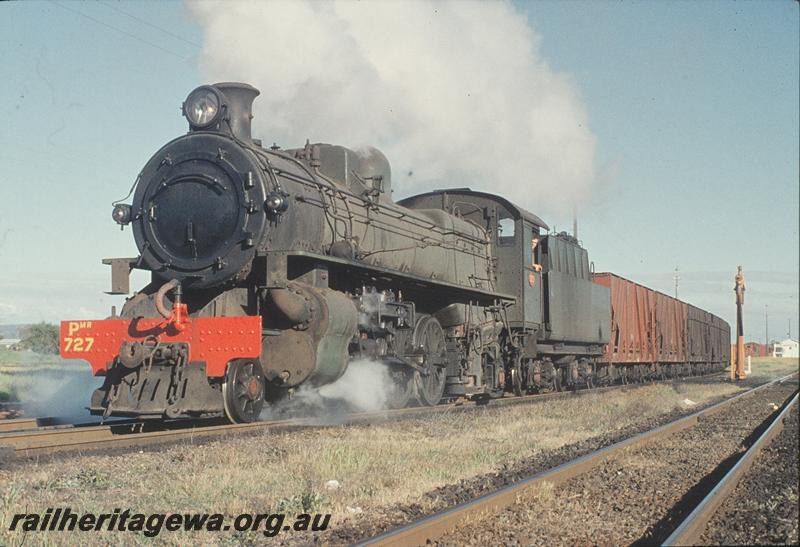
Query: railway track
xmin=0 ymin=372 xmax=723 ymax=461
xmin=0 ymin=415 xmax=145 ymax=433
xmin=663 ymin=390 xmax=799 ymax=546
xmin=356 ymin=372 xmax=798 ymax=546
xmin=0 ymin=417 xmax=38 ymax=433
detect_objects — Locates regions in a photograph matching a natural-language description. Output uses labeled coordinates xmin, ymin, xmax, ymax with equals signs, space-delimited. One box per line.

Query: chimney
xmin=215 ymin=82 xmax=260 ymax=142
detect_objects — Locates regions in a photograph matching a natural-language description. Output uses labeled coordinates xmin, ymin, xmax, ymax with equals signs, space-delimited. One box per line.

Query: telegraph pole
xmin=765 ymin=304 xmax=769 ymax=354
xmin=673 ymin=266 xmax=680 ymax=299
xmin=733 ymin=266 xmax=746 ymax=380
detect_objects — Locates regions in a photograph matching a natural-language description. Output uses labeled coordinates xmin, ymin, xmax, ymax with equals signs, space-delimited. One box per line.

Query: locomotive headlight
xmin=183 ymin=86 xmax=222 ymax=128
xmin=112 ymin=204 xmax=132 ymax=225
xmin=265 ymin=192 xmax=289 ymax=215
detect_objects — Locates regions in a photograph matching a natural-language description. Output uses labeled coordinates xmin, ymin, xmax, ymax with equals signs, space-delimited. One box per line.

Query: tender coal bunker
xmin=148 ymin=167 xmax=239 ymax=263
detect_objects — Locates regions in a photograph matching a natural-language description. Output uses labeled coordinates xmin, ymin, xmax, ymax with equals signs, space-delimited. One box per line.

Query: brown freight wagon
xmin=592 ymin=273 xmax=730 ymax=375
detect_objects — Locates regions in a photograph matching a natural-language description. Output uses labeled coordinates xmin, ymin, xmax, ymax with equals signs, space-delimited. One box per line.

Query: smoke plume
xmin=189 ymin=0 xmax=597 ymax=215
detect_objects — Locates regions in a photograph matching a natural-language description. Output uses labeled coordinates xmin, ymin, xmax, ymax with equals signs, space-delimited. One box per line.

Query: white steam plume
xmin=11 ymin=358 xmax=103 ymax=424
xmin=188 ymin=0 xmax=597 ymax=215
xmin=261 ymin=360 xmax=395 ymax=422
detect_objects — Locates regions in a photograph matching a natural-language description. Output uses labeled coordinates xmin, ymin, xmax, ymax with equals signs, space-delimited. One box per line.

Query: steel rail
xmin=662 ymin=390 xmax=800 ymax=546
xmin=0 ymin=373 xmax=722 ymax=460
xmin=0 ymin=415 xmax=197 ymax=436
xmin=356 ymin=372 xmax=798 ymax=547
xmin=0 ymin=418 xmax=38 ymax=433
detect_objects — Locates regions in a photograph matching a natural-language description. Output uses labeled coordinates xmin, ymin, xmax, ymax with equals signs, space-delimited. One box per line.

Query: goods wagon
xmin=592 ymin=273 xmax=729 ymax=378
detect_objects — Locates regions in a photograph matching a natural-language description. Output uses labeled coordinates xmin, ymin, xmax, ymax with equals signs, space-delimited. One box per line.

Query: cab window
xmin=498 ymin=217 xmax=515 ymax=246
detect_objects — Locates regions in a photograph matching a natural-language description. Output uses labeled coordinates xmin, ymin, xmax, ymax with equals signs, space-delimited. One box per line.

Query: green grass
xmin=0 ymin=384 xmax=16 ymax=402
xmin=0 ymin=347 xmax=68 ymax=368
xmin=745 ymin=357 xmax=799 ymax=382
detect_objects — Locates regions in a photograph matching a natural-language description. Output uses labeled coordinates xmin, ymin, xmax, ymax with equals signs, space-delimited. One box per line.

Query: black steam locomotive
xmin=60 ymin=83 xmax=729 ymax=423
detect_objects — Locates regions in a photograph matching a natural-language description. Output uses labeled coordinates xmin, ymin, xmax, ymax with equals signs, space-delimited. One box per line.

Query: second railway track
xmin=357 ymin=372 xmax=799 ymax=546
xmin=664 ymin=389 xmax=799 ymax=546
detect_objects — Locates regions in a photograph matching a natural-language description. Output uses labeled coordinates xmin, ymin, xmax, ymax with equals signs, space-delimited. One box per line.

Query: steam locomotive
xmin=60 ymin=83 xmax=730 ymax=422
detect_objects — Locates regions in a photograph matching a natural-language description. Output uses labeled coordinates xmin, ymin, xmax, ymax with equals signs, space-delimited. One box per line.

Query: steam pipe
xmin=155 ymin=279 xmax=181 ymax=319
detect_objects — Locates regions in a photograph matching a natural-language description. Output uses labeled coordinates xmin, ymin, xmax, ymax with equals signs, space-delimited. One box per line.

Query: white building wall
xmin=772 ymin=339 xmax=799 ymax=358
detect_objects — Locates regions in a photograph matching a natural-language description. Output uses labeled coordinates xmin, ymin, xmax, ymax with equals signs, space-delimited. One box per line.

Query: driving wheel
xmin=414 ymin=316 xmax=447 ymax=406
xmin=223 ymin=359 xmax=266 ymax=423
xmin=386 ymin=364 xmax=416 ymax=409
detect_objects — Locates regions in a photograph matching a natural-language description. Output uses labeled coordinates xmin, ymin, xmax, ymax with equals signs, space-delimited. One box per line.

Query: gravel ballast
xmin=321 ymin=376 xmax=772 ymax=545
xmin=434 ymin=378 xmax=798 ymax=546
xmin=699 ymin=398 xmax=799 ymax=545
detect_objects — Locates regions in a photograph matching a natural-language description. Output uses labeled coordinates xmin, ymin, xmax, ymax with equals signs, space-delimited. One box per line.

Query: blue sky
xmin=0 ymin=0 xmax=797 ymax=343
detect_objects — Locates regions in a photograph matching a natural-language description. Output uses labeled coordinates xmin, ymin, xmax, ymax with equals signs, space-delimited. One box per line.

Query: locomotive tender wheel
xmin=386 ymin=365 xmax=415 ymax=409
xmin=414 ymin=316 xmax=447 ymax=406
xmin=223 ymin=359 xmax=266 ymax=423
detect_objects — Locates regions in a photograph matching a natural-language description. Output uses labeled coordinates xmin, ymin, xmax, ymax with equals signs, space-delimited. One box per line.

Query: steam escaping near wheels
xmin=259 ymin=360 xmax=400 ymax=422
xmin=11 ymin=360 xmax=103 ymax=424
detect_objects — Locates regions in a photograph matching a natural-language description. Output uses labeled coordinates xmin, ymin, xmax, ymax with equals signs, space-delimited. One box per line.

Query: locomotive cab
xmin=399 ymin=188 xmax=549 ymax=331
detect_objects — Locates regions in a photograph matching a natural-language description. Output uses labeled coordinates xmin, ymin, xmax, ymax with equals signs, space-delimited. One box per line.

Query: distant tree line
xmin=20 ymin=323 xmax=60 ymax=354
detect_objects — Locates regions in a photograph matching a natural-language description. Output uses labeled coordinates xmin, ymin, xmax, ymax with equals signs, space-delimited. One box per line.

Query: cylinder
xmin=261 ymin=283 xmax=358 ymax=387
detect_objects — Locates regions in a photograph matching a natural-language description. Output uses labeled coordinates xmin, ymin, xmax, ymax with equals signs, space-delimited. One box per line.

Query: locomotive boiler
xmin=60 ymin=82 xmax=730 ymax=423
